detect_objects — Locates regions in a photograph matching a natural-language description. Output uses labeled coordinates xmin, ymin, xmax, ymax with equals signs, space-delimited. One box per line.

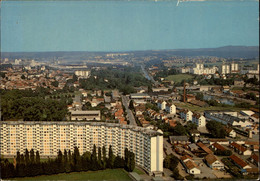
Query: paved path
xmin=122 ymin=95 xmax=137 ymax=126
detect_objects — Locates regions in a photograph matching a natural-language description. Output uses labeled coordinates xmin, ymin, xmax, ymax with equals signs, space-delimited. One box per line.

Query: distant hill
xmin=1 ymin=46 xmax=259 ymax=60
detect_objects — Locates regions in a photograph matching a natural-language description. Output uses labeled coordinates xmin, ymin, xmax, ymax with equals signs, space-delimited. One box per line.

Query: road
xmin=122 ymin=95 xmax=137 ymax=126
xmin=140 ymin=65 xmax=158 ymax=85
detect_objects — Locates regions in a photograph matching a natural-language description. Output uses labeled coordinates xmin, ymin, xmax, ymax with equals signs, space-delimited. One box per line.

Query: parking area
xmin=194 ymin=160 xmax=217 ymax=179
xmin=213 ymin=169 xmax=232 ymax=179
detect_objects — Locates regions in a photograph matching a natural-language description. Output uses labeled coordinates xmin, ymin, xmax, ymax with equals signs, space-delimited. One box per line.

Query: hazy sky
xmin=1 ymin=0 xmax=259 ymax=52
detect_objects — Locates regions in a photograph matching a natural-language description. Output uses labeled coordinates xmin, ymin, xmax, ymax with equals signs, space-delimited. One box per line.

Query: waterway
xmin=203 ymin=94 xmax=235 ymax=106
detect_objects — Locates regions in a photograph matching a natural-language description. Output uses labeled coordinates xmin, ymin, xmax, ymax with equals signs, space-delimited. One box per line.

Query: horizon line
xmin=1 ymin=45 xmax=259 ymax=54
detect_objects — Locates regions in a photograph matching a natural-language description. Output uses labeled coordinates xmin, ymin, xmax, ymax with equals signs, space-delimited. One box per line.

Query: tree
xmin=164 ymin=154 xmax=179 ymax=171
xmin=20 ymin=154 xmax=25 ymax=164
xmin=73 ymin=147 xmax=81 ymax=171
xmin=51 ymin=81 xmax=59 ymax=87
xmin=16 ymin=151 xmax=21 ymax=164
xmin=91 ymin=145 xmax=98 ymax=170
xmin=30 ymin=149 xmax=35 ymax=163
xmin=102 ymin=146 xmax=107 ymax=168
xmin=98 ymin=147 xmax=102 ymax=169
xmin=129 ymin=100 xmax=134 ymax=110
xmin=107 ymin=145 xmax=114 ymax=169
xmin=114 ymin=155 xmax=124 ymax=168
xmin=25 ymin=149 xmax=30 ymax=165
xmin=21 ymin=75 xmax=26 ymax=79
xmin=129 ymin=152 xmax=135 ymax=172
xmin=173 ymin=124 xmax=186 ymax=136
xmin=36 ymin=150 xmax=40 ymax=164
xmin=206 ymin=121 xmax=227 ymax=138
xmin=195 ymin=92 xmax=204 ymax=101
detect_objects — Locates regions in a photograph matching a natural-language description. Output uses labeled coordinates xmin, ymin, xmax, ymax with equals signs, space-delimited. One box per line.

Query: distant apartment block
xmin=0 ymin=121 xmax=163 ymax=175
xmin=75 ymin=70 xmax=90 ymax=78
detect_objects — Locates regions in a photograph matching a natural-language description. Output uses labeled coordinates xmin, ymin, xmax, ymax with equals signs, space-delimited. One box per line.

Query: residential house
xmin=180 ymin=155 xmax=193 ymax=163
xmin=135 ymin=105 xmax=146 ymax=116
xmin=182 ymin=160 xmax=201 ymax=175
xmin=204 ymin=154 xmax=224 ymax=170
xmin=188 ymin=143 xmax=199 ymax=152
xmin=169 ymin=136 xmax=190 ymax=145
xmin=210 ymin=142 xmax=226 ymax=152
xmin=192 ymin=113 xmax=206 ymax=127
xmin=180 ymin=109 xmax=193 ymax=121
xmin=248 ymin=153 xmax=259 ymax=166
xmin=157 ymin=100 xmax=167 ymax=110
xmin=234 ymin=80 xmax=245 ymax=86
xmin=189 ymin=130 xmax=200 ymax=137
xmin=209 ymin=138 xmax=229 ymax=145
xmin=229 ymin=154 xmax=251 ymax=170
xmin=229 ymin=142 xmax=252 ymax=155
xmin=244 ymin=141 xmax=259 ymax=152
xmin=225 ymin=127 xmax=237 ymax=138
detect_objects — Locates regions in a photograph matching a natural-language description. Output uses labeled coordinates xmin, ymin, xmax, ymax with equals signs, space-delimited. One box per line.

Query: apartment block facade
xmin=0 ymin=121 xmax=163 ymax=175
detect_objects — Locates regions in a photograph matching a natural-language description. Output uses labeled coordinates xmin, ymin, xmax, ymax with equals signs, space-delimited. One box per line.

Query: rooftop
xmin=0 ymin=121 xmax=163 ymax=137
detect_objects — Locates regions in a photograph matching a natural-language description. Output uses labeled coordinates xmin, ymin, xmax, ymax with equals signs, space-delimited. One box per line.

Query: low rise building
xmin=229 ymin=142 xmax=252 ymax=155
xmin=70 ymin=110 xmax=101 ymax=121
xmin=192 ymin=113 xmax=206 ymax=127
xmin=169 ymin=136 xmax=189 ymax=145
xmin=204 ymin=154 xmax=224 ymax=170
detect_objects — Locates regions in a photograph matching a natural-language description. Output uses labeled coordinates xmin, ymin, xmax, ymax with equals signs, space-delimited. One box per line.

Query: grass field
xmin=175 ymin=102 xmax=244 ymax=113
xmin=11 ymin=169 xmax=132 ymax=181
xmin=165 ymin=74 xmax=194 ymax=83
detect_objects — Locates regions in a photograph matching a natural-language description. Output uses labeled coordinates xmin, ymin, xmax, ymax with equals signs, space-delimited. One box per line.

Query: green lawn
xmin=11 ymin=169 xmax=132 ymax=181
xmin=165 ymin=74 xmax=194 ymax=83
xmin=175 ymin=102 xmax=244 ymax=113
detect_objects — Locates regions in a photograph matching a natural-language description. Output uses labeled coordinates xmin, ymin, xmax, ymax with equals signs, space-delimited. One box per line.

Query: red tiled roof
xmin=230 ymin=154 xmax=248 ymax=168
xmin=230 ymin=142 xmax=247 ymax=152
xmin=205 ymin=154 xmax=218 ymax=165
xmin=184 ymin=160 xmax=199 ymax=170
xmin=244 ymin=141 xmax=259 ymax=145
xmin=197 ymin=142 xmax=213 ymax=154
xmin=180 ymin=155 xmax=192 ymax=161
xmin=250 ymin=153 xmax=259 ymax=162
xmin=212 ymin=142 xmax=226 ymax=151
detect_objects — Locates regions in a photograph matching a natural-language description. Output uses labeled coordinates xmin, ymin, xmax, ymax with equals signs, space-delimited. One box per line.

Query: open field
xmin=11 ymin=169 xmax=132 ymax=181
xmin=175 ymin=102 xmax=244 ymax=113
xmin=165 ymin=74 xmax=194 ymax=83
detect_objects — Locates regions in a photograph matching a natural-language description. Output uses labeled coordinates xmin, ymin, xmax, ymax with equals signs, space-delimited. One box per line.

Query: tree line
xmin=0 ymin=145 xmax=135 ymax=179
xmin=0 ymin=89 xmax=68 ymax=121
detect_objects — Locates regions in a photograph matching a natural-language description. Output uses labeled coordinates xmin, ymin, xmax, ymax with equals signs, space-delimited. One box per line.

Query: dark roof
xmin=197 ymin=142 xmax=213 ymax=154
xmin=212 ymin=142 xmax=226 ymax=151
xmin=230 ymin=142 xmax=247 ymax=152
xmin=205 ymin=154 xmax=218 ymax=165
xmin=230 ymin=154 xmax=248 ymax=168
xmin=169 ymin=136 xmax=189 ymax=142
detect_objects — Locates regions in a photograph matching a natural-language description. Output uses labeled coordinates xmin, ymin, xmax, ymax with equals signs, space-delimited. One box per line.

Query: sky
xmin=1 ymin=0 xmax=259 ymax=52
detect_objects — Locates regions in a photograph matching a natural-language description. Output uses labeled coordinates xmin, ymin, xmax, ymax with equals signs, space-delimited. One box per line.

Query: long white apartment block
xmin=0 ymin=121 xmax=163 ymax=175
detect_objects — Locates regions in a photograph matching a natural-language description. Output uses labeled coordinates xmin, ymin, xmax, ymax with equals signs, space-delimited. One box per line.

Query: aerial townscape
xmin=0 ymin=0 xmax=259 ymax=181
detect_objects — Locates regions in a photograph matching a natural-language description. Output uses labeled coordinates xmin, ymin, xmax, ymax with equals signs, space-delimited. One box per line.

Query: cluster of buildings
xmin=0 ymin=59 xmax=92 ymax=90
xmin=180 ymin=62 xmax=259 ymax=80
xmin=170 ymin=134 xmax=259 ymax=176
